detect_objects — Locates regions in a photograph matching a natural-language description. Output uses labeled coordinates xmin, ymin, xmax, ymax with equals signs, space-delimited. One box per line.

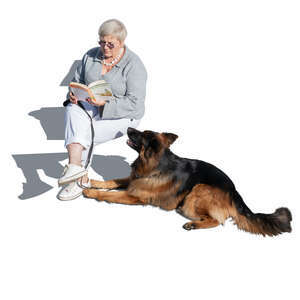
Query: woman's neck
xmin=104 ymin=47 xmax=124 ymax=63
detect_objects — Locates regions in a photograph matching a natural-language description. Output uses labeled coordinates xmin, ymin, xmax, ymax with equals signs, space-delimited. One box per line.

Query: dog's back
xmin=84 ymin=128 xmax=292 ymax=236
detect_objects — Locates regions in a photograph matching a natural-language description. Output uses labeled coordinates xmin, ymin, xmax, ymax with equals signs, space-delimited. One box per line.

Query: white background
xmin=1 ymin=0 xmax=299 ymax=299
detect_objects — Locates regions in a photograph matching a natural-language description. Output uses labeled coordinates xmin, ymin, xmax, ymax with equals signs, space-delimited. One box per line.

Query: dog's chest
xmin=127 ymin=176 xmax=181 ymax=210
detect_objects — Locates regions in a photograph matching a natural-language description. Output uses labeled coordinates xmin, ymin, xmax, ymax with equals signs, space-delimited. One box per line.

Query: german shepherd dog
xmin=83 ymin=128 xmax=292 ymax=236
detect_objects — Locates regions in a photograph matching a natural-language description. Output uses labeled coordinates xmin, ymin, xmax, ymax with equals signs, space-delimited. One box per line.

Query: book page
xmin=90 ymin=83 xmax=113 ymax=101
xmin=88 ymin=80 xmax=106 ymax=89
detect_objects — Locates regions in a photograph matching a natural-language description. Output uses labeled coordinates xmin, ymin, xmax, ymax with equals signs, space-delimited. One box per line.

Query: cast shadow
xmin=15 ymin=60 xmax=132 ymax=200
xmin=60 ymin=60 xmax=81 ymax=87
xmin=12 ymin=153 xmax=131 ymax=200
xmin=29 ymin=108 xmax=65 ymax=140
xmin=28 ymin=60 xmax=81 ymax=140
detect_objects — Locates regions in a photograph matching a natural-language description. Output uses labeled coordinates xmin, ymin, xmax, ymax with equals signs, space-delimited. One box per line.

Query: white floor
xmin=2 ymin=1 xmax=299 ymax=299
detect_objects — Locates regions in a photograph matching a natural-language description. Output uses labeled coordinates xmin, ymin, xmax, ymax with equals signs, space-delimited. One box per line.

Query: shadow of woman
xmin=13 ymin=153 xmax=131 ymax=200
xmin=13 ymin=59 xmax=131 ymax=199
xmin=28 ymin=59 xmax=82 ymax=141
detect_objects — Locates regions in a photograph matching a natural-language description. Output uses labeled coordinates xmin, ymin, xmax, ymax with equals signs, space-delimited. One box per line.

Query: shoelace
xmin=63 ymin=181 xmax=90 ymax=193
xmin=77 ymin=179 xmax=91 ymax=189
xmin=62 ymin=165 xmax=69 ymax=176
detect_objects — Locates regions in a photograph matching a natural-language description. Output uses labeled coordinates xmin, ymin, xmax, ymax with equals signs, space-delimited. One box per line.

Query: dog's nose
xmin=127 ymin=127 xmax=137 ymax=135
xmin=127 ymin=127 xmax=133 ymax=134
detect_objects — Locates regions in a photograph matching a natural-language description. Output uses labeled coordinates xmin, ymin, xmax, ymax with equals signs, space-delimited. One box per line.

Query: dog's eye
xmin=143 ymin=138 xmax=160 ymax=159
xmin=149 ymin=138 xmax=160 ymax=152
xmin=147 ymin=138 xmax=160 ymax=152
xmin=143 ymin=137 xmax=158 ymax=148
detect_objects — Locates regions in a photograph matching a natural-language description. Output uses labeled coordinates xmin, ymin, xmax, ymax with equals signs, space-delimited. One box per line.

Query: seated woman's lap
xmin=93 ymin=118 xmax=140 ymax=145
xmin=64 ymin=103 xmax=94 ymax=149
xmin=65 ymin=103 xmax=141 ymax=161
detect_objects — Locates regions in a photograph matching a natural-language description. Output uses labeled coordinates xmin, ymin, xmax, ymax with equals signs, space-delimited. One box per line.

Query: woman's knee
xmin=65 ymin=104 xmax=91 ymax=132
xmin=66 ymin=103 xmax=85 ymax=118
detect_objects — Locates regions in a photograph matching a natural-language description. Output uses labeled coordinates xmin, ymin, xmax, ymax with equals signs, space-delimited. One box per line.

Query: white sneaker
xmin=57 ymin=181 xmax=91 ymax=201
xmin=58 ymin=164 xmax=88 ymax=186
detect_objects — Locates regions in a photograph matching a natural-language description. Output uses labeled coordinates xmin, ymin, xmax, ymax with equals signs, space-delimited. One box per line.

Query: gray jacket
xmin=68 ymin=46 xmax=147 ymax=120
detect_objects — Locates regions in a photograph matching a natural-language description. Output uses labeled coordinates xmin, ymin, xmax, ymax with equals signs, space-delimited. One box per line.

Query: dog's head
xmin=127 ymin=128 xmax=178 ymax=158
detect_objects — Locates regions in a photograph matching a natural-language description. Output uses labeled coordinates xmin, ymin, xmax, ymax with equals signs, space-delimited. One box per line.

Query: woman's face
xmin=99 ymin=35 xmax=123 ymax=59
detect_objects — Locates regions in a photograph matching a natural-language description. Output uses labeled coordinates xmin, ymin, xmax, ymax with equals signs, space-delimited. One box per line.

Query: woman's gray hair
xmin=98 ymin=19 xmax=127 ymax=42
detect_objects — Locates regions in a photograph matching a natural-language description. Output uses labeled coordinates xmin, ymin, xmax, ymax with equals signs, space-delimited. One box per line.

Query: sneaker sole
xmin=58 ymin=170 xmax=88 ymax=186
xmin=57 ymin=190 xmax=82 ymax=201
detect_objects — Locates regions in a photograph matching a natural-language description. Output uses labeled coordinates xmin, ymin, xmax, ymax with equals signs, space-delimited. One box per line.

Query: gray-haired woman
xmin=57 ymin=19 xmax=147 ymax=200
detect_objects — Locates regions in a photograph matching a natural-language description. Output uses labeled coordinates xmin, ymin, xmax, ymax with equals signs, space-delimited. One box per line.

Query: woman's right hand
xmin=69 ymin=92 xmax=78 ymax=104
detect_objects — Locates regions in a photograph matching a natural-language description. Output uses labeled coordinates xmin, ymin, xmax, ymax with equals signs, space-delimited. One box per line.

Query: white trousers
xmin=64 ymin=102 xmax=141 ymax=167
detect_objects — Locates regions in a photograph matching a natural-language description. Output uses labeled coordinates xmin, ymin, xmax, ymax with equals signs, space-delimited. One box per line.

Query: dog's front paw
xmin=82 ymin=188 xmax=101 ymax=200
xmin=90 ymin=179 xmax=106 ymax=189
xmin=183 ymin=222 xmax=196 ymax=231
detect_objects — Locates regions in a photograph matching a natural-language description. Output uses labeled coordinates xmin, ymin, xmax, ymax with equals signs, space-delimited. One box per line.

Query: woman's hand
xmin=69 ymin=92 xmax=78 ymax=104
xmin=86 ymin=96 xmax=109 ymax=107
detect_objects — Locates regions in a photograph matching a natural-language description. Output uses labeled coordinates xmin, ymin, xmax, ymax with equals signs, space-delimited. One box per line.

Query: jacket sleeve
xmin=101 ymin=58 xmax=147 ymax=119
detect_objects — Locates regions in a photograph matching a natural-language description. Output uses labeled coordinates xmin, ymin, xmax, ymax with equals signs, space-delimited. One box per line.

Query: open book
xmin=69 ymin=80 xmax=113 ymax=101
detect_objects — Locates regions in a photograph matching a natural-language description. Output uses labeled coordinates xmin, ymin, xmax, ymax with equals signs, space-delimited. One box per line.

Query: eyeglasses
xmin=98 ymin=40 xmax=115 ymax=49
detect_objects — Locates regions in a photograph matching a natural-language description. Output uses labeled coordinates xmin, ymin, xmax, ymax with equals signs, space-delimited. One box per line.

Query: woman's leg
xmin=67 ymin=143 xmax=84 ymax=165
xmin=81 ymin=118 xmax=141 ymax=167
xmin=63 ymin=103 xmax=98 ymax=184
xmin=59 ymin=103 xmax=141 ymax=200
xmin=64 ymin=103 xmax=141 ymax=183
xmin=65 ymin=102 xmax=98 ymax=147
xmin=66 ymin=143 xmax=89 ymax=184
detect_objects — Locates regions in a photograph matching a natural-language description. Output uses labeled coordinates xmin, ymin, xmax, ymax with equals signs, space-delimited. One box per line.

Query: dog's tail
xmin=230 ymin=190 xmax=292 ymax=236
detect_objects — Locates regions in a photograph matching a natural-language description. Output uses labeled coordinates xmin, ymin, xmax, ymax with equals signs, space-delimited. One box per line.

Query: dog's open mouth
xmin=126 ymin=128 xmax=142 ymax=151
xmin=127 ymin=139 xmax=133 ymax=147
xmin=127 ymin=139 xmax=137 ymax=148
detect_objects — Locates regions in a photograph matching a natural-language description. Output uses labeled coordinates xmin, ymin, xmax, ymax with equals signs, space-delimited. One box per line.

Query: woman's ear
xmin=119 ymin=40 xmax=125 ymax=48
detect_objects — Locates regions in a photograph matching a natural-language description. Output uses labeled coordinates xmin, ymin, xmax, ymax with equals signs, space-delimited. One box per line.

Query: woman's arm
xmin=101 ymin=58 xmax=147 ymax=119
xmin=72 ymin=56 xmax=86 ymax=84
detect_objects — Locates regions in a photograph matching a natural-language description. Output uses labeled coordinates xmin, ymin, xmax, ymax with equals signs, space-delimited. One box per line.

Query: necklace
xmin=101 ymin=48 xmax=124 ymax=67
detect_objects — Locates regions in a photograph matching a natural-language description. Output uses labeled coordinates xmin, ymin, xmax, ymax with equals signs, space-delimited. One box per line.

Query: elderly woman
xmin=57 ymin=19 xmax=147 ymax=200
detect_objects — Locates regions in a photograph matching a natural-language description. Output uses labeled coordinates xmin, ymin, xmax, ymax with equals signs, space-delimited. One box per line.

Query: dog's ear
xmin=161 ymin=132 xmax=178 ymax=147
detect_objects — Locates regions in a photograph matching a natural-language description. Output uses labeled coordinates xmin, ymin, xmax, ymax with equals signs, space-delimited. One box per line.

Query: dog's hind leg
xmin=183 ymin=215 xmax=220 ymax=231
xmin=178 ymin=184 xmax=230 ymax=230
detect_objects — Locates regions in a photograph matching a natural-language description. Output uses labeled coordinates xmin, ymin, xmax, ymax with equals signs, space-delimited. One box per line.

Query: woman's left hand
xmin=86 ymin=97 xmax=107 ymax=106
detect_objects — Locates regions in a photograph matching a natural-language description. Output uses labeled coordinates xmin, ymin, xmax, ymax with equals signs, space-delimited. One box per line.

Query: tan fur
xmin=183 ymin=216 xmax=220 ymax=230
xmin=90 ymin=177 xmax=130 ymax=189
xmin=86 ymin=177 xmax=291 ymax=235
xmin=84 ymin=129 xmax=292 ymax=235
xmin=86 ymin=176 xmax=186 ymax=211
xmin=127 ymin=176 xmax=183 ymax=210
xmin=228 ymin=206 xmax=286 ymax=236
xmin=134 ymin=145 xmax=161 ymax=177
xmin=177 ymin=184 xmax=231 ymax=225
xmin=83 ymin=189 xmax=143 ymax=205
